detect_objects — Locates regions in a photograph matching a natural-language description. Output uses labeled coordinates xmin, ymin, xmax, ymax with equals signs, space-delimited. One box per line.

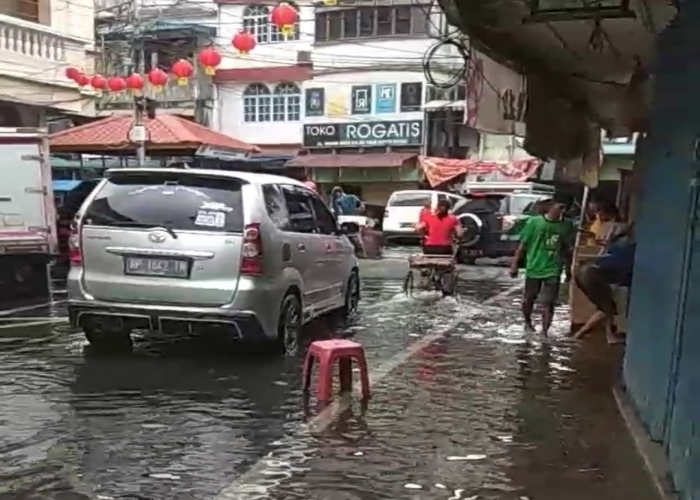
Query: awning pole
xmin=571 ymin=184 xmax=590 ymax=273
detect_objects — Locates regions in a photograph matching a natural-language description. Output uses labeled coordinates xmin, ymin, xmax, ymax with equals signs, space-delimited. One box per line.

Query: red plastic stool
xmin=302 ymin=339 xmax=370 ymax=402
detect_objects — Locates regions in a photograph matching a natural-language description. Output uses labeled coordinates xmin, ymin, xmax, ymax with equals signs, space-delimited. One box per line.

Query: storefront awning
xmin=287 ymin=153 xmax=417 ymax=169
xmin=418 ymin=155 xmax=540 ymax=187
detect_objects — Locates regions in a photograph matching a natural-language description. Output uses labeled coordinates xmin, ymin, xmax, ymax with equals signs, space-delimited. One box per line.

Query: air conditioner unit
xmin=297 ymin=51 xmax=312 ymax=65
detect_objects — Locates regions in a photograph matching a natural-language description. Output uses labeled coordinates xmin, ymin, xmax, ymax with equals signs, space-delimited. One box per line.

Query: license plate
xmin=400 ymin=222 xmax=415 ymax=228
xmin=125 ymin=257 xmax=189 ymax=278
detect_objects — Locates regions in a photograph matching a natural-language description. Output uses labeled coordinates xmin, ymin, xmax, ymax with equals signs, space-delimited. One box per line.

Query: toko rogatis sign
xmin=303 ymin=120 xmax=423 ymax=148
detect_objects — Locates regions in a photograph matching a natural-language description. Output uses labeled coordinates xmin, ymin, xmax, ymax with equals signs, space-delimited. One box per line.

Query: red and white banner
xmin=418 ymin=156 xmax=540 ymax=187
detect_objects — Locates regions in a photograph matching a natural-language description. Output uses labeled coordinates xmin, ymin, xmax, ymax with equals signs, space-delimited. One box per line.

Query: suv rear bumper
xmin=68 ymin=300 xmax=270 ymax=342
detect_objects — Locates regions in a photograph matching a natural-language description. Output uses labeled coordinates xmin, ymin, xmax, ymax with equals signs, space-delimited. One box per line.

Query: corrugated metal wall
xmin=623 ymin=5 xmax=700 ymax=499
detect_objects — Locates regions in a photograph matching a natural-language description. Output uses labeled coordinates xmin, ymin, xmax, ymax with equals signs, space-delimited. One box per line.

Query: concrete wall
xmin=623 ymin=4 xmax=700 ymax=499
xmin=0 ymin=0 xmax=95 ymax=116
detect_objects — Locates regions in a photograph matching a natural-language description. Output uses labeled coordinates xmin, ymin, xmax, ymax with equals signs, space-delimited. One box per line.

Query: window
xmin=263 ymin=185 xmax=290 ymax=229
xmin=359 ymin=8 xmax=374 ymax=36
xmin=311 ymin=196 xmax=337 ymax=235
xmin=412 ymin=7 xmax=429 ymax=34
xmin=84 ymin=174 xmax=244 ymax=233
xmin=315 ymin=6 xmax=431 ymax=42
xmin=243 ymin=4 xmax=299 ymax=44
xmin=1 ymin=0 xmax=39 ymax=23
xmin=282 ymin=186 xmax=317 ymax=233
xmin=388 ymin=192 xmax=432 ymax=207
xmin=342 ymin=10 xmax=358 ymax=38
xmin=328 ymin=11 xmax=342 ymax=41
xmin=273 ymin=83 xmax=301 ymax=121
xmin=315 ymin=14 xmax=327 ymax=41
xmin=401 ymin=82 xmax=423 ymax=112
xmin=243 ymin=83 xmax=271 ymax=122
xmin=395 ymin=6 xmax=411 ymax=34
xmin=377 ymin=7 xmax=392 ymax=35
xmin=427 ymin=84 xmax=466 ymax=102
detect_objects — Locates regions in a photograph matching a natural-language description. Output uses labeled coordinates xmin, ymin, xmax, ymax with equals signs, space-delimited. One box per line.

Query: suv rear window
xmin=388 ymin=193 xmax=431 ymax=207
xmin=84 ymin=174 xmax=244 ymax=232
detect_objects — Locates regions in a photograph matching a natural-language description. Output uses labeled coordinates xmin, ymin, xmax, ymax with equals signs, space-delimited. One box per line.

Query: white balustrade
xmin=0 ymin=17 xmax=66 ymax=61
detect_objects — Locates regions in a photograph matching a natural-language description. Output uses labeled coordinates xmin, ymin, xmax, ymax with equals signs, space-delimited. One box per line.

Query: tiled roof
xmin=50 ymin=114 xmax=259 ymax=153
xmin=214 ymin=65 xmax=312 ymax=84
xmin=286 ymin=153 xmax=418 ymax=168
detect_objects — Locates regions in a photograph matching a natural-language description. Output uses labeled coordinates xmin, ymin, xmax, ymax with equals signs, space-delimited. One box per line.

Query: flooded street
xmin=0 ymin=260 xmax=655 ymax=500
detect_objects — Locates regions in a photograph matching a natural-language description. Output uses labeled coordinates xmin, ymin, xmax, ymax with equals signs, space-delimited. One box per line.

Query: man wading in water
xmin=509 ymin=196 xmax=574 ymax=336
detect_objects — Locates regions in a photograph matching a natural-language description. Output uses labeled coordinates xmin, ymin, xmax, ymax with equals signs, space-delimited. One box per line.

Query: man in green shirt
xmin=509 ymin=196 xmax=574 ymax=336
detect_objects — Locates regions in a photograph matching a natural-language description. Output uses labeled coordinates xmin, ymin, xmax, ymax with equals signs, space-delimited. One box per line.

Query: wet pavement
xmin=0 ymin=259 xmax=656 ymax=500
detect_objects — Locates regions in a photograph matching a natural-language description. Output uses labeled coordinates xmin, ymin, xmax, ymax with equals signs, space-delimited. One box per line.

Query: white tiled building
xmin=212 ymin=0 xmax=465 ymax=204
xmin=0 ymin=0 xmax=96 ymax=125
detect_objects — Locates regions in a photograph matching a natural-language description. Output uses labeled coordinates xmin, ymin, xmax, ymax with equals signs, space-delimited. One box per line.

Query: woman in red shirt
xmin=416 ymin=199 xmax=463 ymax=255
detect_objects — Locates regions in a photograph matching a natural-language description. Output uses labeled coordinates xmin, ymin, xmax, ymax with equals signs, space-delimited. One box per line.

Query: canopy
xmin=418 ymin=156 xmax=540 ymax=187
xmin=50 ymin=114 xmax=259 ymax=155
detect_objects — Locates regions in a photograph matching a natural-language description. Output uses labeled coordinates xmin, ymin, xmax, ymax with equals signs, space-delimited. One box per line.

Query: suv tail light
xmin=68 ymin=221 xmax=82 ymax=266
xmin=241 ymin=223 xmax=263 ymax=275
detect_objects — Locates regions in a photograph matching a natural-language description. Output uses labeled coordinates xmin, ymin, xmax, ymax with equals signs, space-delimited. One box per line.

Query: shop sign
xmin=303 ymin=120 xmax=422 ymax=148
xmin=375 ymin=84 xmax=396 ymax=113
xmin=305 ymin=88 xmax=324 ymax=116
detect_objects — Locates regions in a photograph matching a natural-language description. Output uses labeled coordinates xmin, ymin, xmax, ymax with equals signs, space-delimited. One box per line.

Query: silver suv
xmin=67 ymin=168 xmax=359 ymax=355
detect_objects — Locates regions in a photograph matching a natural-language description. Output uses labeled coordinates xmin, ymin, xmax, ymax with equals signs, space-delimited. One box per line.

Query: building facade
xmin=213 ymin=0 xmax=469 ymax=204
xmin=0 ymin=0 xmax=95 ymax=126
xmin=95 ymin=0 xmax=217 ymax=124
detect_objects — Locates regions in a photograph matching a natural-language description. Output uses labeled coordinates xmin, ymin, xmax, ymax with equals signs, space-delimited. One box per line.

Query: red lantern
xmin=75 ymin=73 xmax=90 ymax=86
xmin=270 ymin=3 xmax=298 ymax=36
xmin=147 ymin=68 xmax=168 ymax=92
xmin=232 ymin=30 xmax=256 ymax=55
xmin=65 ymin=66 xmax=81 ymax=81
xmin=107 ymin=76 xmax=127 ymax=93
xmin=90 ymin=74 xmax=107 ymax=91
xmin=171 ymin=59 xmax=193 ymax=86
xmin=125 ymin=73 xmax=144 ymax=94
xmin=197 ymin=47 xmax=221 ymax=76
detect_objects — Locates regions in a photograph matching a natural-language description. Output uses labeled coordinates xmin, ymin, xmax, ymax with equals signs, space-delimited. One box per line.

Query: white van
xmin=383 ymin=190 xmax=467 ymax=242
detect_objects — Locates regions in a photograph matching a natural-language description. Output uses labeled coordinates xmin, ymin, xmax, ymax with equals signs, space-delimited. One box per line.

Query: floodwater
xmin=0 ymin=265 xmax=657 ymax=500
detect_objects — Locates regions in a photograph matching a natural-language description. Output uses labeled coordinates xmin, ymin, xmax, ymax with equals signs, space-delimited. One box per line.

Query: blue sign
xmin=375 ymin=84 xmax=396 ymax=114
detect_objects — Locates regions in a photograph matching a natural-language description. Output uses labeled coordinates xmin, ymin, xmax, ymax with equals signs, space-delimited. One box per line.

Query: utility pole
xmin=132 ymin=38 xmax=146 ymax=167
xmin=134 ymin=97 xmax=146 ymax=167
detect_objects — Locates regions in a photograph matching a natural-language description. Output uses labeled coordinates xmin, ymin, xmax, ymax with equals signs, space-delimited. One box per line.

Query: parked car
xmin=67 ymin=169 xmax=359 ymax=355
xmin=383 ymin=189 xmax=467 ymax=243
xmin=454 ymin=192 xmax=553 ymax=264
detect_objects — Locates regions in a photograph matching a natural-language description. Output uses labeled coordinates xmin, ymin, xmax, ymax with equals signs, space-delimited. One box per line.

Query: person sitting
xmin=416 ymin=199 xmax=464 ymax=255
xmin=574 ymin=227 xmax=635 ymax=344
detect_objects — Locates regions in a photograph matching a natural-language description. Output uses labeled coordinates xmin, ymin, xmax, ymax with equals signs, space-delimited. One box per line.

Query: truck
xmin=0 ymin=128 xmax=56 ymax=309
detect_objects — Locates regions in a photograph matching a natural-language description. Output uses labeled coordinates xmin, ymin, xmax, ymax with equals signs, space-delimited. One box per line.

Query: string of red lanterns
xmin=64 ymin=36 xmax=264 ymax=93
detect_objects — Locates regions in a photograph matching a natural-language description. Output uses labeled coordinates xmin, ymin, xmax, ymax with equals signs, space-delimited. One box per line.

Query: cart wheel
xmin=440 ymin=272 xmax=457 ymax=296
xmin=403 ymin=270 xmax=414 ymax=296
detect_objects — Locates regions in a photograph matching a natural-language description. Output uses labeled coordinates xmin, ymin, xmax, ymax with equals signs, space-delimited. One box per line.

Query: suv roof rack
xmin=461 ymin=181 xmax=554 ymax=195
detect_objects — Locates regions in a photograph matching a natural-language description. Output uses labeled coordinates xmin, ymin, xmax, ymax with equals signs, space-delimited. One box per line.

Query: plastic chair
xmin=302 ymin=339 xmax=370 ymax=402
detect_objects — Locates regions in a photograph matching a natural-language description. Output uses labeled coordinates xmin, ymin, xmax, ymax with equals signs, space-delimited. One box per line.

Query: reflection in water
xmin=0 ymin=276 xmax=653 ymax=500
